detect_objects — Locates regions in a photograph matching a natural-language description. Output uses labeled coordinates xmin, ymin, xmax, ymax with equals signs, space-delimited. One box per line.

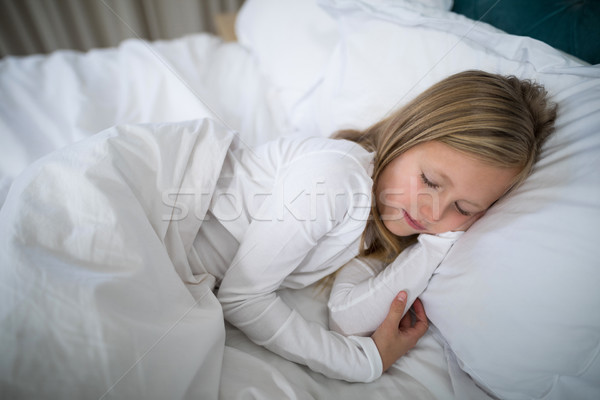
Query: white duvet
xmin=0 ymin=119 xmax=236 ymax=399
xmin=0 ymin=34 xmax=286 ymax=207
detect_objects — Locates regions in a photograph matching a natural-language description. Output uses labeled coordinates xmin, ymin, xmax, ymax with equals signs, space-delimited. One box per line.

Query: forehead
xmin=410 ymin=141 xmax=519 ymax=207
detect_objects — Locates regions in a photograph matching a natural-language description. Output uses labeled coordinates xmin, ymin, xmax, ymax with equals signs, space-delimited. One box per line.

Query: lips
xmin=403 ymin=210 xmax=426 ymax=231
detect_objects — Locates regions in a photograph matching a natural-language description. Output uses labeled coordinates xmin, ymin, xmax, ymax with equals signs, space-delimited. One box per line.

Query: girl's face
xmin=376 ymin=141 xmax=519 ymax=236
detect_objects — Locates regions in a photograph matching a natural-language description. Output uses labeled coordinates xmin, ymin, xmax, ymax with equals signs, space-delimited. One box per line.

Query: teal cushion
xmin=452 ymin=0 xmax=600 ymax=65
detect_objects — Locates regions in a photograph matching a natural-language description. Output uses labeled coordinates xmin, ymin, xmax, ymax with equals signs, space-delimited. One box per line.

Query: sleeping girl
xmin=201 ymin=70 xmax=557 ymax=378
xmin=325 ymin=70 xmax=557 ymax=371
xmin=0 ymin=70 xmax=557 ymax=393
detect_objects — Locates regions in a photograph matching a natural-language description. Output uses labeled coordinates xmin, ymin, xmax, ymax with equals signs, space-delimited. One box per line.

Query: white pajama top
xmin=190 ymin=135 xmax=381 ymax=382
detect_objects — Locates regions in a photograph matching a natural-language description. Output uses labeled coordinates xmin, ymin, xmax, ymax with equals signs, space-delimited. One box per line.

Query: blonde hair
xmin=334 ymin=70 xmax=557 ymax=262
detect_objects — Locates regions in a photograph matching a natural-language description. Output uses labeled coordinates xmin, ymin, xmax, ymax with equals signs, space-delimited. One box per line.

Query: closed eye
xmin=420 ymin=173 xmax=439 ymax=189
xmin=455 ymin=203 xmax=472 ymax=216
xmin=422 ymin=172 xmax=474 ymax=216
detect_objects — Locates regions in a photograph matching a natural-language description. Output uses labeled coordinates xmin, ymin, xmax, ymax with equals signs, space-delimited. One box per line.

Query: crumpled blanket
xmin=0 ymin=119 xmax=235 ymax=399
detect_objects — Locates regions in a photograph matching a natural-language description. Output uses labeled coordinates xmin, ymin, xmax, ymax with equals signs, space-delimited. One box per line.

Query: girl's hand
xmin=371 ymin=292 xmax=429 ymax=372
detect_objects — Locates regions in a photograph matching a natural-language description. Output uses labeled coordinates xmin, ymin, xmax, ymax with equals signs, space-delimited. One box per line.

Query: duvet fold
xmin=0 ymin=118 xmax=234 ymax=400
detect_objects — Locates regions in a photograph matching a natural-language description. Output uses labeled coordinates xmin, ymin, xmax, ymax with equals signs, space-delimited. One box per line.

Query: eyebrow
xmin=433 ymin=169 xmax=484 ymax=210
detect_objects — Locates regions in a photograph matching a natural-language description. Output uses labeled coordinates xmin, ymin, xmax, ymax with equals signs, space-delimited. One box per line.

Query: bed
xmin=1 ymin=0 xmax=599 ymax=399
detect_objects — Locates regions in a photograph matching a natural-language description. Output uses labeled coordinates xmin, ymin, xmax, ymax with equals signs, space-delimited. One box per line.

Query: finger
xmin=400 ymin=301 xmax=423 ymax=328
xmin=409 ymin=299 xmax=429 ymax=336
xmin=399 ymin=312 xmax=412 ymax=330
xmin=384 ymin=291 xmax=408 ymax=327
xmin=410 ymin=319 xmax=429 ymax=339
xmin=411 ymin=298 xmax=427 ymax=322
xmin=402 ymin=317 xmax=429 ymax=343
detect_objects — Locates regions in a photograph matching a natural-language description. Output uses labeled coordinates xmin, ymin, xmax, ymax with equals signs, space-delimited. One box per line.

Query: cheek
xmin=377 ymin=176 xmax=411 ymax=206
xmin=377 ymin=192 xmax=404 ymax=221
xmin=379 ymin=190 xmax=404 ymax=208
xmin=381 ymin=178 xmax=433 ymax=216
xmin=430 ymin=213 xmax=472 ymax=234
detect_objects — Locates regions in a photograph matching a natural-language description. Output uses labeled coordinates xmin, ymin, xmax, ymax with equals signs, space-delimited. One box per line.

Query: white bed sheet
xmin=224 ymin=284 xmax=492 ymax=400
xmin=0 ymin=34 xmax=491 ymax=399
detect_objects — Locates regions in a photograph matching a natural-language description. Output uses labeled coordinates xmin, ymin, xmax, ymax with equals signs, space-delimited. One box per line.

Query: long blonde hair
xmin=334 ymin=70 xmax=557 ymax=263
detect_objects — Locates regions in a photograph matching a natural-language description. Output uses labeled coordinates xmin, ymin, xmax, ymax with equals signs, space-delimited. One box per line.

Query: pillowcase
xmin=235 ymin=0 xmax=338 ymax=129
xmin=234 ymin=0 xmax=456 ymax=134
xmin=300 ymin=0 xmax=600 ymax=398
xmin=302 ymin=0 xmax=584 ymax=136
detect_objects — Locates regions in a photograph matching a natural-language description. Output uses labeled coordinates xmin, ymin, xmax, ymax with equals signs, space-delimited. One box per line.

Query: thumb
xmin=384 ymin=291 xmax=408 ymax=326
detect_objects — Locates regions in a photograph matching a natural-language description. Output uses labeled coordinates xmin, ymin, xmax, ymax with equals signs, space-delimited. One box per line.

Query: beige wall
xmin=0 ymin=0 xmax=244 ymax=57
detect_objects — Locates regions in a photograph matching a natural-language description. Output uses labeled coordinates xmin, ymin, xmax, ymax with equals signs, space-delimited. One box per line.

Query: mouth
xmin=403 ymin=210 xmax=426 ymax=231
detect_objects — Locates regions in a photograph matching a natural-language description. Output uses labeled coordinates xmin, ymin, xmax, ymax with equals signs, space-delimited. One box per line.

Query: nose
xmin=417 ymin=191 xmax=445 ymax=223
xmin=420 ymin=203 xmax=439 ymax=223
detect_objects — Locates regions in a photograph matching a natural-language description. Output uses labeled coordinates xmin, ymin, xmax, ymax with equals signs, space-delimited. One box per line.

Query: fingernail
xmin=397 ymin=292 xmax=407 ymax=301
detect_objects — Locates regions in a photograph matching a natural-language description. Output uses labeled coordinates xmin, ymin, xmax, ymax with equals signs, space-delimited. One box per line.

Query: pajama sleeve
xmin=328 ymin=231 xmax=464 ymax=337
xmin=216 ymin=152 xmax=382 ymax=383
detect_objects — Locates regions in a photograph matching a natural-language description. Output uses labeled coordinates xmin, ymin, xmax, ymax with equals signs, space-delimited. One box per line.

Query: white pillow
xmin=235 ymin=0 xmax=338 ymax=127
xmin=234 ymin=0 xmax=455 ymax=133
xmin=407 ymin=0 xmax=453 ymax=10
xmin=300 ymin=1 xmax=600 ymax=398
xmin=299 ymin=0 xmax=585 ymax=136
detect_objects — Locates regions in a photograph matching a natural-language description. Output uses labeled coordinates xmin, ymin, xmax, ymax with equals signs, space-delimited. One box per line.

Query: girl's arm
xmin=328 ymin=231 xmax=463 ymax=337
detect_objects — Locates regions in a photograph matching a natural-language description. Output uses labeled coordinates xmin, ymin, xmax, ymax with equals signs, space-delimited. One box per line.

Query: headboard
xmin=452 ymin=0 xmax=600 ymax=64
